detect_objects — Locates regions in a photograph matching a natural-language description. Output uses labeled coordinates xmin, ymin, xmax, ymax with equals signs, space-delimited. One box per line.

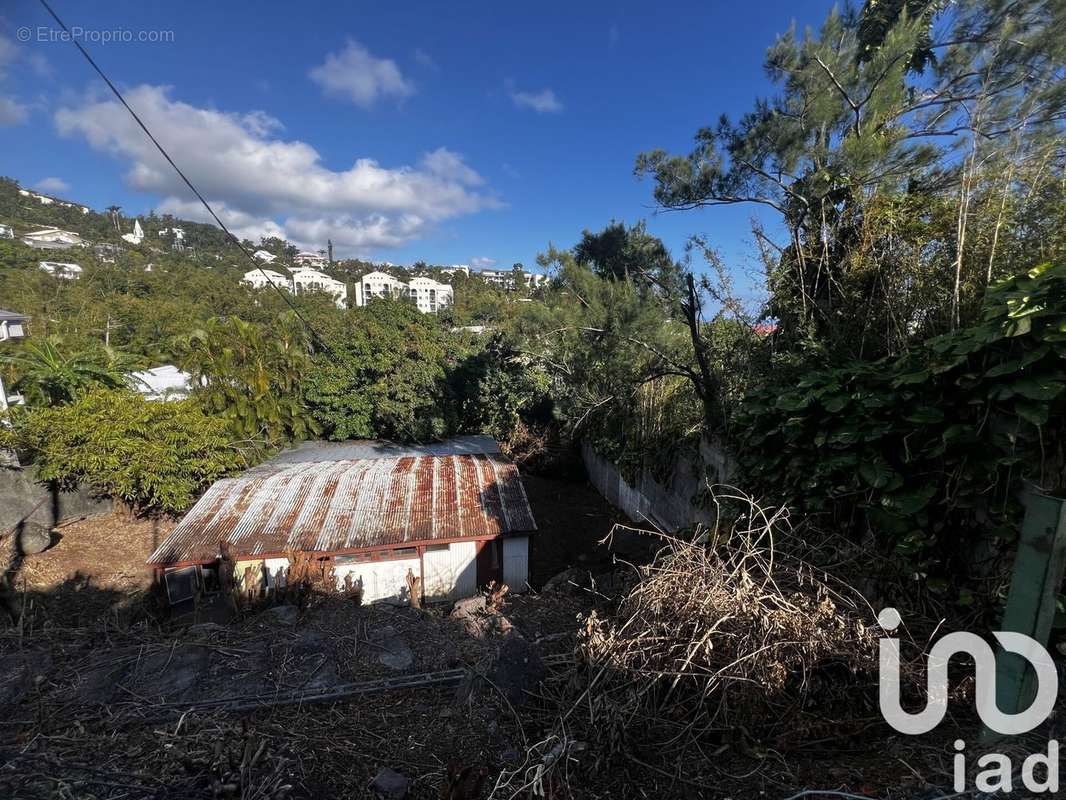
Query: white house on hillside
xmin=0 ymin=309 xmax=27 ymax=342
xmin=353 ymin=271 xmax=453 ymax=314
xmin=39 ymin=261 xmax=83 ymax=279
xmin=22 ymin=228 xmax=84 ymax=249
xmin=242 ymin=268 xmax=291 ymax=290
xmin=0 ymin=224 xmax=13 ymax=239
xmin=18 ymin=188 xmax=89 ymax=214
xmin=441 ymin=265 xmax=470 ymax=277
xmin=121 ymin=219 xmax=144 ymax=245
xmin=252 ymin=250 xmax=277 ymax=263
xmin=292 ymin=268 xmax=347 ymax=308
xmin=294 ymin=251 xmax=328 ymax=268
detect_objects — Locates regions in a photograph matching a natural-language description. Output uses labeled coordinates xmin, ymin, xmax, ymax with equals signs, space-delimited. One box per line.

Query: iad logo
xmin=878 ymin=608 xmax=1061 ymax=794
xmin=878 ymin=607 xmax=1058 ymax=735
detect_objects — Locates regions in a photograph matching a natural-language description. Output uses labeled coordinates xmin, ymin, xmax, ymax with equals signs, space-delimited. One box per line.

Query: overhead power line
xmin=37 ymin=0 xmax=335 ymax=353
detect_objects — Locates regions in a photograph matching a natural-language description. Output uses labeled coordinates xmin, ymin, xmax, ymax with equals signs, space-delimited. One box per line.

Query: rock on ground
xmin=450 ymin=595 xmax=514 ymax=639
xmin=14 ymin=523 xmax=52 ymax=555
xmin=370 ymin=767 xmax=409 ymax=799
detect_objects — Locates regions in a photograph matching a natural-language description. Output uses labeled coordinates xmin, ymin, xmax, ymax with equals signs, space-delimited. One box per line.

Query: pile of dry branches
xmin=574 ymin=490 xmax=882 ymax=758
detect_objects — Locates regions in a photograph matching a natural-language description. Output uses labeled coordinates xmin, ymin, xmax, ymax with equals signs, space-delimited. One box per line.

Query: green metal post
xmin=991 ymin=488 xmax=1066 ymax=735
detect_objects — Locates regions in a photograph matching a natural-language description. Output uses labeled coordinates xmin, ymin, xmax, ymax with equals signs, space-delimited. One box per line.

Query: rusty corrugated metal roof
xmin=147 ymin=452 xmax=537 ymax=565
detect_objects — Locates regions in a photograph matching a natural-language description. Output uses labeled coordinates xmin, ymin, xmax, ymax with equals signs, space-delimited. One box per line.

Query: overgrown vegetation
xmin=0 ymin=390 xmax=245 ymax=513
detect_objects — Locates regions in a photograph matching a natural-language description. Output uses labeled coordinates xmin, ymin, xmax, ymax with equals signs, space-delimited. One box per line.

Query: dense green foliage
xmin=305 ymin=300 xmax=453 ymax=441
xmin=5 ymin=338 xmax=138 ymax=406
xmin=177 ymin=316 xmax=319 ymax=446
xmin=637 ymin=0 xmax=1066 ymax=362
xmin=734 ymin=263 xmax=1066 ymax=592
xmin=1 ymin=390 xmax=245 ymax=513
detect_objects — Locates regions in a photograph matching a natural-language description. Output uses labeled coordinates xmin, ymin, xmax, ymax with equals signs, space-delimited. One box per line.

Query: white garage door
xmin=423 ymin=541 xmax=478 ymax=602
xmin=502 ymin=536 xmax=529 ymax=592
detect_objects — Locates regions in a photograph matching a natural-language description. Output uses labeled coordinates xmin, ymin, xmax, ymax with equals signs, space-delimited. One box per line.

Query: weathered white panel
xmin=333 ymin=557 xmax=420 ymax=604
xmin=502 ymin=536 xmax=529 ymax=592
xmin=234 ymin=557 xmax=288 ymax=590
xmin=263 ymin=557 xmax=288 ymax=588
xmin=423 ymin=541 xmax=478 ymax=601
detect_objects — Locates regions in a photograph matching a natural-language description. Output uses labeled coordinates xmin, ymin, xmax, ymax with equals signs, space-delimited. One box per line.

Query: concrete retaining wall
xmin=0 ymin=465 xmax=112 ymax=535
xmin=581 ymin=437 xmax=734 ymax=533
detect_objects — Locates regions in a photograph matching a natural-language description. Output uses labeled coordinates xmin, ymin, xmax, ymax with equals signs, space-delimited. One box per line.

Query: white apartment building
xmin=294 ymin=251 xmax=328 ymax=268
xmin=241 ymin=268 xmax=291 ymax=290
xmin=357 ymin=271 xmax=408 ymax=302
xmin=407 ymin=276 xmax=454 ymax=313
xmin=292 ymin=268 xmax=347 ymax=308
xmin=39 ymin=261 xmax=83 ymax=279
xmin=353 ymin=271 xmax=453 ymax=314
xmin=478 ymin=268 xmax=548 ymax=291
xmin=441 ymin=265 xmax=470 ymax=277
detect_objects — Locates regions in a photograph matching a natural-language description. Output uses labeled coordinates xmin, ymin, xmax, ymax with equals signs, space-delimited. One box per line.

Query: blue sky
xmin=0 ymin=0 xmax=833 ymax=290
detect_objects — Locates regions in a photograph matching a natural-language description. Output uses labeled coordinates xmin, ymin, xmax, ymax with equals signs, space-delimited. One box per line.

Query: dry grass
xmin=491 ymin=488 xmax=890 ymax=797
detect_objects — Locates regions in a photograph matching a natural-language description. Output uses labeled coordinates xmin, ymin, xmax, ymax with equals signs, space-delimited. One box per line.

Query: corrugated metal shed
xmin=148 ymin=451 xmax=537 ymax=566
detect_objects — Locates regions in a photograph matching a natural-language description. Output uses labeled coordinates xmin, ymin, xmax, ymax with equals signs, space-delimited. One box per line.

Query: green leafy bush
xmin=305 ymin=300 xmax=453 ymax=442
xmin=178 ymin=316 xmax=319 ymax=446
xmin=734 ymin=262 xmax=1066 ymax=592
xmin=3 ymin=389 xmax=245 ymax=513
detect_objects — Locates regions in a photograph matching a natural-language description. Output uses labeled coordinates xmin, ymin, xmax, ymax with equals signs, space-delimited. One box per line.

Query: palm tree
xmin=4 ymin=339 xmax=133 ymax=406
xmin=106 ymin=205 xmax=122 ymax=235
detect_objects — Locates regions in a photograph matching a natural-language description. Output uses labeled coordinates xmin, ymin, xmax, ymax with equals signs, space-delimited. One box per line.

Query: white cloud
xmin=55 ymin=85 xmax=499 ymax=255
xmin=0 ymin=96 xmax=27 ymax=125
xmin=309 ymin=40 xmax=414 ymax=108
xmin=421 ymin=147 xmax=484 ymax=186
xmin=509 ymin=86 xmax=563 ymax=114
xmin=35 ymin=176 xmax=70 ymax=193
xmin=470 ymin=256 xmax=497 ymax=269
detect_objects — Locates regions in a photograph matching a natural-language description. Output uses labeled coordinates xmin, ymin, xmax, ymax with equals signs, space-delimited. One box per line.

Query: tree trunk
xmin=682 ymin=274 xmax=718 ymax=429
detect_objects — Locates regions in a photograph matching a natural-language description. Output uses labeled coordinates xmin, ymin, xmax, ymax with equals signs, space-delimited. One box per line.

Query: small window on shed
xmin=425 ymin=543 xmax=450 ymax=552
xmin=393 ymin=547 xmax=417 ymax=556
xmin=164 ymin=566 xmax=198 ymax=604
